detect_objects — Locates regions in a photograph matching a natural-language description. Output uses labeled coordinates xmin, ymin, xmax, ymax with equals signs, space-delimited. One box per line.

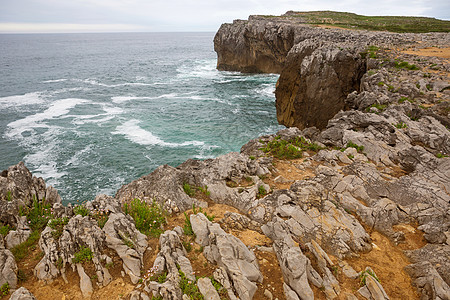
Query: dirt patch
xmin=403 ymin=47 xmax=450 ymax=60
xmin=269 ymin=158 xmax=317 ymax=190
xmin=254 ymin=249 xmax=286 ymax=300
xmin=393 ymin=224 xmax=427 ymax=251
xmin=230 ymin=229 xmax=272 ymax=248
xmin=346 ymin=231 xmax=420 ymax=299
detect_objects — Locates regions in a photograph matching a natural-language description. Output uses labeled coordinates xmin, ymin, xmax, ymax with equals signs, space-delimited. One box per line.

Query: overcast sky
xmin=0 ymin=0 xmax=449 ymax=33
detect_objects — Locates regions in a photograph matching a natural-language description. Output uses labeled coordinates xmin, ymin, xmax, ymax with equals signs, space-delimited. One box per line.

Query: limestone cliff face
xmin=214 ymin=16 xmax=300 ymax=73
xmin=214 ymin=15 xmax=443 ymax=129
xmin=275 ymin=40 xmax=367 ymax=129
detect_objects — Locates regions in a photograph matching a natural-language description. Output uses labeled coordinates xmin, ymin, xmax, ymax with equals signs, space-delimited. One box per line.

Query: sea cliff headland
xmin=1 ymin=11 xmax=450 ymax=300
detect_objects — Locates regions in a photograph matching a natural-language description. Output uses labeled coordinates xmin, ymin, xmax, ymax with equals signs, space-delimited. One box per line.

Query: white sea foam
xmin=6 ymin=98 xmax=89 ymax=138
xmin=70 ymin=104 xmax=123 ymax=125
xmin=256 ymin=84 xmax=276 ymax=97
xmin=82 ymin=78 xmax=153 ymax=88
xmin=0 ymin=92 xmax=45 ymax=109
xmin=65 ymin=145 xmax=93 ymax=166
xmin=112 ymin=119 xmax=205 ymax=147
xmin=43 ymin=79 xmax=68 ymax=83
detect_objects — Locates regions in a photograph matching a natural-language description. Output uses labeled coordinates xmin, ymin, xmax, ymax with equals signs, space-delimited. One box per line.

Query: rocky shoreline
xmin=1 ymin=13 xmax=450 ymax=300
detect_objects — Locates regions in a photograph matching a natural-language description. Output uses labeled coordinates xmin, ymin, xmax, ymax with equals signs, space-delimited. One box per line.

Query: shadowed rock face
xmin=275 ymin=40 xmax=367 ymax=129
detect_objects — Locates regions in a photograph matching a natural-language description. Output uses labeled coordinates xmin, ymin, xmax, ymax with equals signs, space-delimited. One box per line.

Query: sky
xmin=0 ymin=0 xmax=449 ymax=33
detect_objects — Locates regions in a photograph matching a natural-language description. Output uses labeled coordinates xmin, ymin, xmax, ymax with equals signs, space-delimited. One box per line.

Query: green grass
xmin=395 ymin=122 xmax=408 ymax=129
xmin=25 ymin=198 xmax=52 ymax=231
xmin=183 ymin=212 xmax=195 ymax=236
xmin=179 ymin=271 xmax=204 ymax=300
xmin=48 ymin=217 xmax=69 ymax=240
xmin=279 ymin=11 xmax=450 ymax=33
xmin=398 ymin=96 xmax=414 ymax=104
xmin=342 ymin=141 xmax=364 ymax=153
xmin=395 ymin=61 xmax=420 ymax=70
xmin=367 ymin=103 xmax=387 ymax=113
xmin=73 ymin=204 xmax=90 ymax=217
xmin=436 ymin=152 xmax=448 ymax=158
xmin=183 ymin=183 xmax=195 ymax=197
xmin=0 ymin=224 xmax=13 ymax=236
xmin=6 ymin=191 xmax=12 ymax=202
xmin=0 ymin=282 xmax=9 ymax=296
xmin=257 ymin=185 xmax=267 ymax=199
xmin=91 ymin=209 xmax=109 ymax=229
xmin=260 ymin=136 xmax=323 ymax=159
xmin=360 ymin=269 xmax=380 ymax=286
xmin=73 ymin=246 xmax=93 ymax=264
xmin=11 ymin=230 xmax=41 ymax=261
xmin=123 ymin=198 xmax=166 ymax=237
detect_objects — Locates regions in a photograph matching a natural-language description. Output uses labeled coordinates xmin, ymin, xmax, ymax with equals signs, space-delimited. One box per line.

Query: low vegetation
xmin=341 ymin=141 xmax=365 ymax=153
xmin=280 ymin=11 xmax=450 ymax=33
xmin=260 ymin=136 xmax=323 ymax=159
xmin=72 ymin=246 xmax=93 ymax=264
xmin=122 ymin=198 xmax=166 ymax=237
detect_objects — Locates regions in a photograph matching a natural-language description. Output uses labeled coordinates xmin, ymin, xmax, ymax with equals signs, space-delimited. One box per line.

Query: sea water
xmin=0 ymin=32 xmax=283 ymax=204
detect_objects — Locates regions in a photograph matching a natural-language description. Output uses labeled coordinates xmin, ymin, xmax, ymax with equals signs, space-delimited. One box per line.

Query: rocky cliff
xmin=1 ymin=13 xmax=450 ymax=300
xmin=214 ymin=14 xmax=450 ymax=130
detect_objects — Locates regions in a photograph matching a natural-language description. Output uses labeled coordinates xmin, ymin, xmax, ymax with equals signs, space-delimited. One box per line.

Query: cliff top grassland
xmin=260 ymin=10 xmax=450 ymax=33
xmin=1 ymin=11 xmax=450 ymax=300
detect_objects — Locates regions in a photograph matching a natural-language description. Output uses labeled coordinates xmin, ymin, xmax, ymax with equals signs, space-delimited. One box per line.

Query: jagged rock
xmin=276 ymin=39 xmax=366 ymax=129
xmin=85 ymin=194 xmax=122 ymax=214
xmin=219 ymin=211 xmax=262 ymax=233
xmin=145 ymin=230 xmax=195 ymax=299
xmin=191 ymin=213 xmax=262 ymax=300
xmin=358 ymin=268 xmax=389 ymax=300
xmin=405 ymin=261 xmax=450 ymax=300
xmin=77 ymin=264 xmax=93 ymax=298
xmin=272 ymin=233 xmax=314 ymax=300
xmin=213 ymin=267 xmax=238 ymax=300
xmin=0 ymin=162 xmax=61 ymax=227
xmin=103 ymin=213 xmax=148 ymax=284
xmin=5 ymin=216 xmax=30 ymax=249
xmin=257 ymin=185 xmax=372 ymax=258
xmin=197 ymin=277 xmax=221 ymax=300
xmin=9 ymin=287 xmax=37 ymax=300
xmin=34 ymin=213 xmax=110 ymax=296
xmin=116 ymin=152 xmax=270 ymax=214
xmin=0 ymin=241 xmax=17 ymax=290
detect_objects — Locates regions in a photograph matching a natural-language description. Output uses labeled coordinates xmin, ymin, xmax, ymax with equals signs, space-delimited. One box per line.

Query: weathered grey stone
xmin=191 ymin=213 xmax=262 ymax=300
xmin=5 ymin=216 xmax=30 ymax=249
xmin=77 ymin=264 xmax=93 ymax=298
xmin=197 ymin=277 xmax=221 ymax=300
xmin=9 ymin=287 xmax=37 ymax=300
xmin=103 ymin=213 xmax=147 ymax=284
xmin=0 ymin=245 xmax=17 ymax=290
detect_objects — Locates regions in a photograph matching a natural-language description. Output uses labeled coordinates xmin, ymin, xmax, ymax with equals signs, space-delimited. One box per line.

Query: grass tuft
xmin=123 ymin=199 xmax=166 ymax=237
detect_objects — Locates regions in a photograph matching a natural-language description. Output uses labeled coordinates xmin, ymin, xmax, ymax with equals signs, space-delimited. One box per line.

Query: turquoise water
xmin=0 ymin=32 xmax=282 ymax=204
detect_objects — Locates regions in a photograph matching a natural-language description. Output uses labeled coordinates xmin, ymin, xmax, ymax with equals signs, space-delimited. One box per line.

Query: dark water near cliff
xmin=0 ymin=32 xmax=282 ymax=204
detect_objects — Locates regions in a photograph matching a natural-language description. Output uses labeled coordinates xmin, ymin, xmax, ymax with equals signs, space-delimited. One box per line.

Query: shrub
xmin=73 ymin=246 xmax=93 ymax=264
xmin=395 ymin=122 xmax=408 ymax=129
xmin=343 ymin=141 xmax=364 ymax=153
xmin=179 ymin=271 xmax=203 ymax=300
xmin=0 ymin=282 xmax=9 ymax=296
xmin=26 ymin=198 xmax=52 ymax=231
xmin=360 ymin=269 xmax=380 ymax=286
xmin=183 ymin=183 xmax=195 ymax=197
xmin=394 ymin=61 xmax=419 ymax=70
xmin=48 ymin=217 xmax=69 ymax=240
xmin=73 ymin=204 xmax=90 ymax=217
xmin=123 ymin=199 xmax=166 ymax=237
xmin=0 ymin=224 xmax=13 ymax=236
xmin=91 ymin=209 xmax=109 ymax=228
xmin=260 ymin=136 xmax=323 ymax=159
xmin=257 ymin=185 xmax=267 ymax=199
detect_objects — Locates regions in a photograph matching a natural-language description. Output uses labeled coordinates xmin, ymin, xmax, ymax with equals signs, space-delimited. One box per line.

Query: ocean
xmin=0 ymin=32 xmax=283 ymax=205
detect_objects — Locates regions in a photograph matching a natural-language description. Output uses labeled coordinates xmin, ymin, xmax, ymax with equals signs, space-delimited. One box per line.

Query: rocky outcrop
xmin=191 ymin=213 xmax=263 ymax=300
xmin=9 ymin=287 xmax=37 ymax=300
xmin=0 ymin=237 xmax=17 ymax=291
xmin=0 ymin=162 xmax=61 ymax=227
xmin=275 ymin=40 xmax=367 ymax=129
xmin=215 ymin=13 xmax=449 ymax=130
